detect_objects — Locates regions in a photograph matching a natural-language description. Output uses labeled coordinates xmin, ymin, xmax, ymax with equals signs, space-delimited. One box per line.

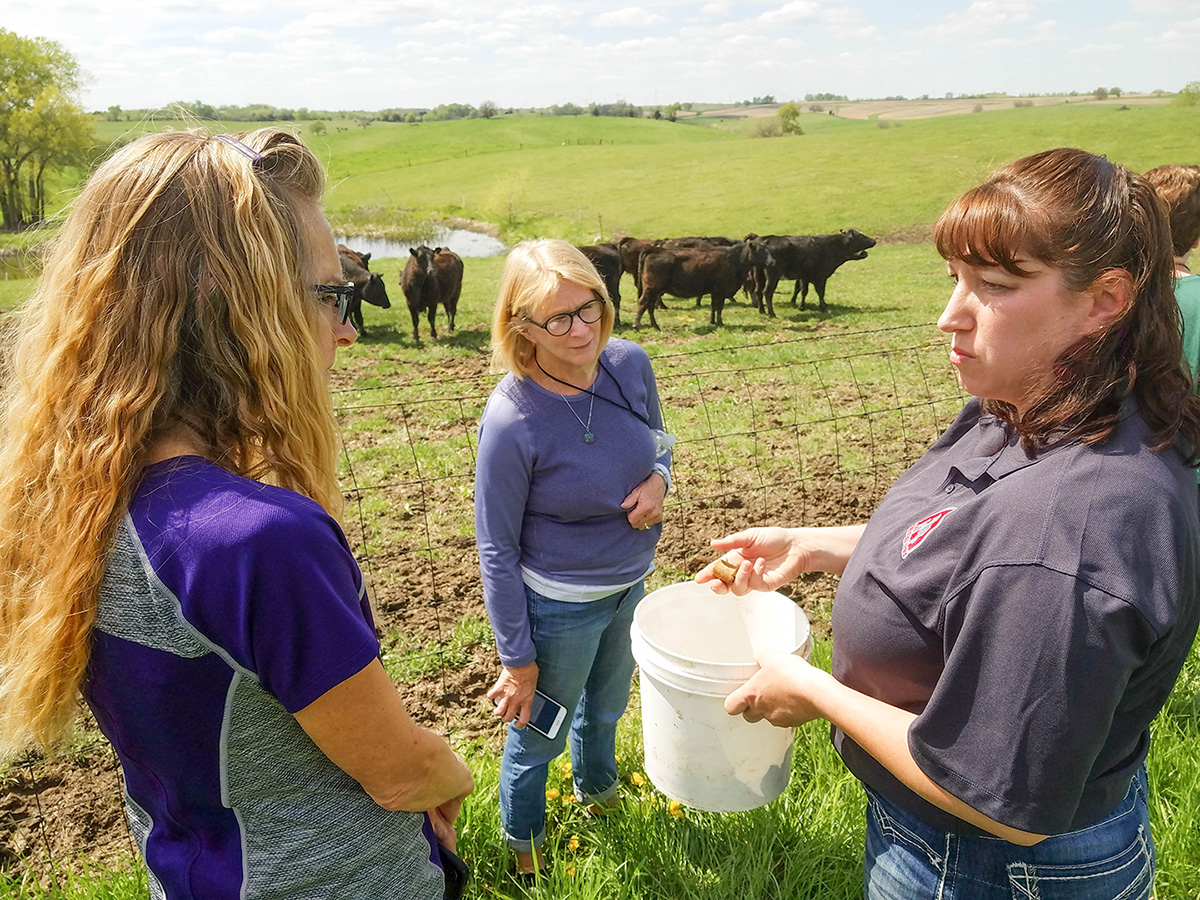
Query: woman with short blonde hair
xmin=477 ymin=238 xmax=669 ymax=877
xmin=490 ymin=237 xmax=616 ymax=378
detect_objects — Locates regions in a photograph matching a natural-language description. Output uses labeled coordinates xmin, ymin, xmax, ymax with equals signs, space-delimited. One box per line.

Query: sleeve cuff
xmin=653 ymin=463 xmax=671 ymax=495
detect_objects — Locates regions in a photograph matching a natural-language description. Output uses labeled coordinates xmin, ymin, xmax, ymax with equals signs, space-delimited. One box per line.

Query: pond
xmin=0 ymin=226 xmax=509 ymax=281
xmin=334 ymin=227 xmax=507 ymax=261
xmin=0 ymin=253 xmax=39 ymax=280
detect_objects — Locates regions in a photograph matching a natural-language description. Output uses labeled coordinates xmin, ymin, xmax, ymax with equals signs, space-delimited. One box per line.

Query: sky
xmin=5 ymin=0 xmax=1196 ymax=112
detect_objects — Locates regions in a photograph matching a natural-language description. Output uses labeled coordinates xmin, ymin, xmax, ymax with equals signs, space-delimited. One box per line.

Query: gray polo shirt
xmin=832 ymin=398 xmax=1200 ymax=836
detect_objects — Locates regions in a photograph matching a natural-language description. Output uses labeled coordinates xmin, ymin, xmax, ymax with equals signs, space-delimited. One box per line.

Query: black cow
xmin=619 ymin=236 xmax=736 ymax=311
xmin=400 ymin=246 xmax=463 ymax=343
xmin=749 ymin=230 xmax=876 ymax=316
xmin=635 ymin=239 xmax=774 ymax=329
xmin=654 ymin=237 xmax=738 ymax=306
xmin=576 ymin=242 xmax=623 ymax=322
xmin=661 ymin=235 xmax=737 ymax=249
xmin=338 ymin=248 xmax=390 ymax=333
xmin=337 ymin=244 xmax=372 ymax=270
xmin=617 ymin=237 xmax=655 ymax=297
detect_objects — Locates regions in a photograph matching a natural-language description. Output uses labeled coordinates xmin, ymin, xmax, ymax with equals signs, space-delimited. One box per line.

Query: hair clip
xmin=213 ymin=134 xmax=264 ymax=161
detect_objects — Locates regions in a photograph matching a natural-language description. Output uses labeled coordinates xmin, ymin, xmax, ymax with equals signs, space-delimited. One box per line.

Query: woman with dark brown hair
xmin=698 ymin=148 xmax=1200 ymax=898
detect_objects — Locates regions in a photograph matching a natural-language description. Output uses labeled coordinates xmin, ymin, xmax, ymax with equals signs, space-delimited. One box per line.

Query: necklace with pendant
xmin=533 ymin=353 xmax=607 ymax=443
xmin=562 ymin=389 xmax=596 ymax=443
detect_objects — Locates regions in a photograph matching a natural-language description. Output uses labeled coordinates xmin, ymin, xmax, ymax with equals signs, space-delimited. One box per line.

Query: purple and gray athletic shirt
xmin=84 ymin=456 xmax=445 ymax=900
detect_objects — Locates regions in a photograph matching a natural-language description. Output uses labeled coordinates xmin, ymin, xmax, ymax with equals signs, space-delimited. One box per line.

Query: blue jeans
xmin=864 ymin=766 xmax=1154 ymax=899
xmin=499 ymin=582 xmax=644 ymax=852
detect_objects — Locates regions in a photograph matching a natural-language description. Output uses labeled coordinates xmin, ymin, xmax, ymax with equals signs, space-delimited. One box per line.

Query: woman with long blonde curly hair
xmin=0 ymin=128 xmax=472 ymax=899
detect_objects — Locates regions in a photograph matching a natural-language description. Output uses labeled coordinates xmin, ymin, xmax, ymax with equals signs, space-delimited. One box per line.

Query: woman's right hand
xmin=695 ymin=525 xmax=866 ymax=594
xmin=487 ymin=661 xmax=539 ymax=727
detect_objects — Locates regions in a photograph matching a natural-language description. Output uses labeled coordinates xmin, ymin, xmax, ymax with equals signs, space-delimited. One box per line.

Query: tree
xmin=1109 ymin=87 xmax=1122 ymax=98
xmin=750 ymin=117 xmax=782 ymax=138
xmin=309 ymin=120 xmax=327 ymax=136
xmin=478 ymin=100 xmax=497 ymax=119
xmin=778 ymin=101 xmax=803 ymax=134
xmin=1174 ymin=81 xmax=1200 ymax=106
xmin=0 ymin=29 xmax=94 ymax=231
xmin=1093 ymin=86 xmax=1109 ymax=100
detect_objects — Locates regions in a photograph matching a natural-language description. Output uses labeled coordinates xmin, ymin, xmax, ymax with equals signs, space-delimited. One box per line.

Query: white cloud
xmin=1131 ymin=0 xmax=1197 ymax=10
xmin=821 ymin=6 xmax=879 ymax=38
xmin=1067 ymin=42 xmax=1123 ymax=54
xmin=1150 ymin=15 xmax=1200 ymax=46
xmin=590 ymin=7 xmax=668 ymax=27
xmin=201 ymin=27 xmax=269 ymax=44
xmin=918 ymin=0 xmax=1038 ymax=39
xmin=395 ymin=18 xmax=465 ymax=36
xmin=759 ymin=1 xmax=823 ymax=24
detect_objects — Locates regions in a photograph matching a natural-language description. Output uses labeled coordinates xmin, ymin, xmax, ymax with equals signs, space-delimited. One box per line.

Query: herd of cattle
xmin=336 ymin=227 xmax=876 ymax=339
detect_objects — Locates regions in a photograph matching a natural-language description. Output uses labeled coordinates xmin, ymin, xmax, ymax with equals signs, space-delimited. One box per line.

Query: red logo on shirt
xmin=901 ymin=508 xmax=956 ymax=559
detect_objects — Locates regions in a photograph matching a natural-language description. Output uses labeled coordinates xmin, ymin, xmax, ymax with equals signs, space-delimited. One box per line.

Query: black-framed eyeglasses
xmin=524 ymin=297 xmax=606 ymax=337
xmin=314 ymin=282 xmax=355 ymax=325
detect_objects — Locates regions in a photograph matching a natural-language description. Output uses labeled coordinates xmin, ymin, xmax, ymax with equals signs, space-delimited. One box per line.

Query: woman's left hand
xmin=723 ymin=649 xmax=831 ymax=727
xmin=622 ymin=471 xmax=667 ymax=531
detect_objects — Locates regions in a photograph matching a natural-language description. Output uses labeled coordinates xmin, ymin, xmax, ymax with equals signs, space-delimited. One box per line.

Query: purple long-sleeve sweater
xmin=475 ymin=338 xmax=671 ymax=667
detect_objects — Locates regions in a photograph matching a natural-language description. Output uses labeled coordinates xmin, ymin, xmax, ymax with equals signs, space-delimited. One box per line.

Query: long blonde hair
xmin=0 ymin=128 xmax=343 ymax=756
xmin=490 ymin=238 xmax=614 ymax=377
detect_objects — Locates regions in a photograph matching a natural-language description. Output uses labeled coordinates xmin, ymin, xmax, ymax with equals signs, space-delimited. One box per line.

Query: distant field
xmin=315 ymin=102 xmax=1197 ymax=243
xmin=54 ymin=101 xmax=1198 ymax=243
xmin=4 ymin=100 xmax=1194 ymax=315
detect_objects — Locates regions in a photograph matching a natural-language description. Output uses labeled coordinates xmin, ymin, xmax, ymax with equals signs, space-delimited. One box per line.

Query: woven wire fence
xmin=2 ymin=321 xmax=965 ymax=882
xmin=332 ymin=322 xmax=965 ymax=728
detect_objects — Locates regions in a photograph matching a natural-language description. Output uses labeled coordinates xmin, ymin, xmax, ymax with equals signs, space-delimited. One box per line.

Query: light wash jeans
xmin=864 ymin=765 xmax=1154 ymax=899
xmin=498 ymin=582 xmax=644 ymax=852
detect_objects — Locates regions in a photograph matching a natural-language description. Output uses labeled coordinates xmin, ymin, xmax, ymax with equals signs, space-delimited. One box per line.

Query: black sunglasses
xmin=313 ymin=282 xmax=355 ymax=325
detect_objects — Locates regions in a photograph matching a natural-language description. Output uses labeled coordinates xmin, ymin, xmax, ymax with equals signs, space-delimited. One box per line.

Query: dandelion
xmin=546 ymin=788 xmax=560 ymax=802
xmin=568 ymin=835 xmax=580 ymax=851
xmin=668 ymin=800 xmax=684 ymax=818
xmin=563 ymin=793 xmax=578 ymax=805
xmin=566 ymin=865 xmax=577 ymax=877
xmin=561 ymin=762 xmax=573 ymax=780
xmin=630 ymin=772 xmax=646 ymax=787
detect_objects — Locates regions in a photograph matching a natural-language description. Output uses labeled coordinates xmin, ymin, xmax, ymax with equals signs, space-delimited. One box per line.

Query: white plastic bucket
xmin=630 ymin=580 xmax=812 ymax=812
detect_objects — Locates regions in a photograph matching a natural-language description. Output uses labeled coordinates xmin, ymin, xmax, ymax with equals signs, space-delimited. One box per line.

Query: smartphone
xmin=524 ymin=690 xmax=568 ymax=740
xmin=492 ymin=689 xmax=568 ymax=739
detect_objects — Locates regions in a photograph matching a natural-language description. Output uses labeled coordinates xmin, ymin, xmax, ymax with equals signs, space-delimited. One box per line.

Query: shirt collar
xmin=950 ymin=397 xmax=1139 ymax=486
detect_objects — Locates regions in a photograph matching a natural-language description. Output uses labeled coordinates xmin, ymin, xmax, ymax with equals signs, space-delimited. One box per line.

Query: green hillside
xmin=313 ymin=103 xmax=1196 ymax=243
xmin=3 ymin=101 xmax=1195 ymax=312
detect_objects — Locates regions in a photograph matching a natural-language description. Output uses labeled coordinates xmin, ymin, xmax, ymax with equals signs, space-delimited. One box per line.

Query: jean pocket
xmin=1006 ymin=825 xmax=1152 ymax=900
xmin=867 ymin=793 xmax=944 ymax=870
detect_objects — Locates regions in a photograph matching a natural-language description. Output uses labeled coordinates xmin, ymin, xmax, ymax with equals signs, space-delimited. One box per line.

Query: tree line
xmin=4 ymin=24 xmax=1195 ymax=234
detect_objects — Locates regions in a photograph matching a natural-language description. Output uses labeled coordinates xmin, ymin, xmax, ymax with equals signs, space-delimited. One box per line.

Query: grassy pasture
xmin=317 ymin=102 xmax=1199 ymax=242
xmin=4 ymin=103 xmax=1200 ymax=898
